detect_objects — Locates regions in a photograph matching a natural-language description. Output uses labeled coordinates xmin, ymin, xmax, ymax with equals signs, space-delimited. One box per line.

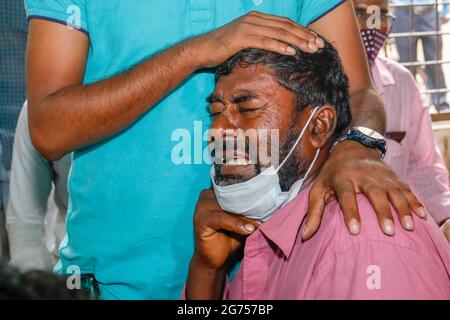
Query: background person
xmin=0 ymin=261 xmax=90 ymax=300
xmin=354 ymin=0 xmax=450 ymax=241
xmin=7 ymin=102 xmax=71 ymax=272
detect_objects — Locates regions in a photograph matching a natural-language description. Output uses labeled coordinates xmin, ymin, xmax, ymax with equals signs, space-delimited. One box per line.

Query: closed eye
xmin=240 ymin=108 xmax=258 ymax=113
xmin=209 ymin=103 xmax=224 ymax=117
xmin=239 ymin=103 xmax=270 ymax=113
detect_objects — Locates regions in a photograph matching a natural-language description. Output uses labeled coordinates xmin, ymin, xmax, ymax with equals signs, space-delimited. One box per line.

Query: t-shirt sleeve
xmin=298 ymin=0 xmax=346 ymax=26
xmin=24 ymin=0 xmax=88 ymax=35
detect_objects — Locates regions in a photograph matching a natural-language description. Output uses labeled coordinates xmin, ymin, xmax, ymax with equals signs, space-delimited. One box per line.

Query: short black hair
xmin=215 ymin=40 xmax=352 ymax=133
xmin=0 ymin=261 xmax=91 ymax=300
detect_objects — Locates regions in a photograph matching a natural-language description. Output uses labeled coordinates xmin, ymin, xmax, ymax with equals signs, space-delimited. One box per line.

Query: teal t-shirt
xmin=25 ymin=0 xmax=345 ymax=299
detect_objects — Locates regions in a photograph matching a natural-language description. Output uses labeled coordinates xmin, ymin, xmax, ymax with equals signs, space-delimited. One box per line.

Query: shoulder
xmin=25 ymin=0 xmax=89 ymax=34
xmin=300 ymin=193 xmax=450 ymax=299
xmin=320 ymin=194 xmax=449 ymax=262
xmin=376 ymin=56 xmax=417 ymax=86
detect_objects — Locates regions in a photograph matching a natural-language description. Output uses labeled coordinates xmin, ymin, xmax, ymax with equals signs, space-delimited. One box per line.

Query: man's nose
xmin=211 ymin=107 xmax=241 ymax=132
xmin=210 ymin=109 xmax=246 ymax=152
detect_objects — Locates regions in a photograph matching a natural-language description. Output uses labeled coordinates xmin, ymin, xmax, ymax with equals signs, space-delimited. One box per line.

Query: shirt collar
xmin=371 ymin=57 xmax=396 ymax=96
xmin=258 ymin=184 xmax=311 ymax=259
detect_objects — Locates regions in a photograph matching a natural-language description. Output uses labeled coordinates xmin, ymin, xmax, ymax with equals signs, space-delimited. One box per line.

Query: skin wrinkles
xmin=210 ymin=64 xmax=298 ymax=184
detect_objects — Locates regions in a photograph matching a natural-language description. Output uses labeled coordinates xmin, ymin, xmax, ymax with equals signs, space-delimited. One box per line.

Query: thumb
xmin=206 ymin=211 xmax=261 ymax=236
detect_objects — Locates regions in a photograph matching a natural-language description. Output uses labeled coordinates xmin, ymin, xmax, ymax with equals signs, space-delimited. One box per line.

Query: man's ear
xmin=310 ymin=105 xmax=337 ymax=149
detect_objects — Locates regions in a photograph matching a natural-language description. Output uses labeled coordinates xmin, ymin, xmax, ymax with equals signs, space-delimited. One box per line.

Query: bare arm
xmin=186 ymin=257 xmax=228 ymax=300
xmin=27 ymin=13 xmax=321 ymax=160
xmin=310 ymin=0 xmax=386 ymax=133
xmin=27 ymin=20 xmax=201 ymax=161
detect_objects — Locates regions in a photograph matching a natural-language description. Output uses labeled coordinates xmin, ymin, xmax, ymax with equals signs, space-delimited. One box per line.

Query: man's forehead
xmin=214 ymin=64 xmax=281 ymax=96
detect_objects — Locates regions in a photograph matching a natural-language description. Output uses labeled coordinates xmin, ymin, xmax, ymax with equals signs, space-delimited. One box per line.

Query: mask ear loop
xmin=287 ymin=147 xmax=321 ymax=200
xmin=302 ymin=148 xmax=321 ymax=183
xmin=274 ymin=106 xmax=320 ymax=174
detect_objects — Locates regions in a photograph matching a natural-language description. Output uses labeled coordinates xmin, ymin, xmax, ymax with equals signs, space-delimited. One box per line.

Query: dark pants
xmin=392 ymin=7 xmax=448 ymax=109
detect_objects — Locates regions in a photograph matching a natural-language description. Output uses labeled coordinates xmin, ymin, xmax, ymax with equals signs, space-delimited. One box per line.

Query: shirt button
xmin=189 ymin=0 xmax=213 ymax=22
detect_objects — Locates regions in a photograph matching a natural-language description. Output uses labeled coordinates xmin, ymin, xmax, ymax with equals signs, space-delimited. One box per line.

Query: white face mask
xmin=211 ymin=107 xmax=321 ymax=221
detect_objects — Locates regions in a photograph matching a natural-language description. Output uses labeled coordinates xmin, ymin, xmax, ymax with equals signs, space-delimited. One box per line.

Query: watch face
xmin=355 ymin=127 xmax=386 ymax=141
xmin=348 ymin=128 xmax=387 ymax=159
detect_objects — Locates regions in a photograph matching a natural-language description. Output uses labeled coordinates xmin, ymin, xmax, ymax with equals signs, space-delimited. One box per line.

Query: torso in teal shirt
xmin=25 ymin=0 xmax=343 ymax=299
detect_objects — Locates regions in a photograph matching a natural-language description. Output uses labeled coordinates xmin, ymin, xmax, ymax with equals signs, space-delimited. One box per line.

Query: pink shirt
xmin=225 ymin=187 xmax=450 ymax=300
xmin=372 ymin=57 xmax=450 ymax=225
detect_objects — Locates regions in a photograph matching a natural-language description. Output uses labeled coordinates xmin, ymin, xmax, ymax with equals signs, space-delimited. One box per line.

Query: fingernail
xmin=316 ymin=37 xmax=325 ymax=48
xmin=416 ymin=207 xmax=427 ymax=218
xmin=402 ymin=216 xmax=414 ymax=231
xmin=382 ymin=219 xmax=395 ymax=236
xmin=243 ymin=224 xmax=255 ymax=232
xmin=286 ymin=46 xmax=296 ymax=55
xmin=348 ymin=219 xmax=360 ymax=235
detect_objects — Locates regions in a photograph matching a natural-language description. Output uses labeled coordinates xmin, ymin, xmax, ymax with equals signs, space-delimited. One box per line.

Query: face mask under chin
xmin=210 ymin=107 xmax=321 ymax=221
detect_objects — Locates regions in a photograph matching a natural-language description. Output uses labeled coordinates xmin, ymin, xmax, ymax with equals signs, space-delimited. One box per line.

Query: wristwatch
xmin=332 ymin=127 xmax=387 ymax=159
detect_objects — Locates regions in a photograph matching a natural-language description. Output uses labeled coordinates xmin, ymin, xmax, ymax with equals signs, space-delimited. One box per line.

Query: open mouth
xmin=218 ymin=162 xmax=255 ymax=176
xmin=222 ymin=156 xmax=250 ymax=166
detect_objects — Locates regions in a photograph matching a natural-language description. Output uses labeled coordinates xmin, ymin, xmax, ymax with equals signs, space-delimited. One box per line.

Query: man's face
xmin=353 ymin=0 xmax=390 ymax=34
xmin=209 ymin=64 xmax=306 ymax=187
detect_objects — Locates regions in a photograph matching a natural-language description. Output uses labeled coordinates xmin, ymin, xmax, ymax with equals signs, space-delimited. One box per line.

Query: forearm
xmin=349 ymin=87 xmax=387 ymax=134
xmin=186 ymin=256 xmax=227 ymax=300
xmin=29 ymin=38 xmax=201 ymax=160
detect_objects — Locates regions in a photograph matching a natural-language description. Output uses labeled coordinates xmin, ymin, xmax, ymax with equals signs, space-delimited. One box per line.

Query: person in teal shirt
xmin=24 ymin=0 xmax=426 ymax=299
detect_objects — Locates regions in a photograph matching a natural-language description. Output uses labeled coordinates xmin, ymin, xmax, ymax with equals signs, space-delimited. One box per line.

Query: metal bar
xmin=410 ymin=1 xmax=415 ymax=71
xmin=388 ymin=1 xmax=449 ymax=121
xmin=435 ymin=0 xmax=440 ymax=105
xmin=401 ymin=59 xmax=450 ymax=67
xmin=422 ymin=88 xmax=450 ymax=94
xmin=390 ymin=30 xmax=450 ymax=37
xmin=391 ymin=1 xmax=450 ymax=8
